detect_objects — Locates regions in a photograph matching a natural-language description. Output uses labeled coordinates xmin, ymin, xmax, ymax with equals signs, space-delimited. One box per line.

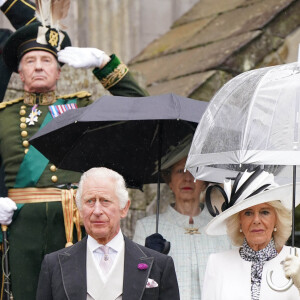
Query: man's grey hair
xmin=75 ymin=167 xmax=129 ymax=209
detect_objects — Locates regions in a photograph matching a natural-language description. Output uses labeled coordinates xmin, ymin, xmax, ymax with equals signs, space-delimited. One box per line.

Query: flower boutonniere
xmin=138 ymin=263 xmax=148 ymax=270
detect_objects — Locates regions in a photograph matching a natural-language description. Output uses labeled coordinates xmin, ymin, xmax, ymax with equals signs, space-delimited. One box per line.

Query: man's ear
xmin=19 ymin=70 xmax=25 ymax=83
xmin=120 ymin=200 xmax=131 ymax=219
xmin=56 ymin=67 xmax=61 ymax=80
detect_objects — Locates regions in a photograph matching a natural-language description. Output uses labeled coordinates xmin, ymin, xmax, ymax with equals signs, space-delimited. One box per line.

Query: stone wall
xmin=1 ymin=0 xmax=198 ymax=63
xmin=73 ymin=0 xmax=199 ymax=63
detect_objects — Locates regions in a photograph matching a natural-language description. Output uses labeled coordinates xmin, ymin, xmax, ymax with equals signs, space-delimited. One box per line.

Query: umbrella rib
xmin=150 ymin=123 xmax=159 ymax=147
xmin=264 ymin=87 xmax=283 ymax=154
xmin=241 ymin=70 xmax=271 ymax=154
xmin=86 ymin=121 xmax=127 ymax=133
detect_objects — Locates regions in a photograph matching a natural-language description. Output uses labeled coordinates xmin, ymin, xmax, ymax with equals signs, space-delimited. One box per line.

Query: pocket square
xmin=146 ymin=278 xmax=158 ymax=288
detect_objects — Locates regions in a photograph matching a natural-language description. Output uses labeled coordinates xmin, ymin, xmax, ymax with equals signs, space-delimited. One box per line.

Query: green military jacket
xmin=0 ymin=55 xmax=148 ymax=189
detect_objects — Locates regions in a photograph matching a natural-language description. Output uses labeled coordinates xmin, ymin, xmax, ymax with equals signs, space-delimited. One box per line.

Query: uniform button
xmin=20 ymin=123 xmax=27 ymax=129
xmin=20 ymin=117 xmax=26 ymax=123
xmin=51 ymin=175 xmax=58 ymax=183
xmin=19 ymin=109 xmax=26 ymax=116
xmin=21 ymin=131 xmax=28 ymax=137
xmin=50 ymin=165 xmax=57 ymax=172
xmin=21 ymin=105 xmax=26 ymax=109
xmin=22 ymin=140 xmax=29 ymax=147
xmin=24 ymin=148 xmax=29 ymax=154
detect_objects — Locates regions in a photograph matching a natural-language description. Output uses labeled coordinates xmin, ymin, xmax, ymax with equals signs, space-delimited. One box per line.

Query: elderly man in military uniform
xmin=0 ymin=15 xmax=148 ymax=300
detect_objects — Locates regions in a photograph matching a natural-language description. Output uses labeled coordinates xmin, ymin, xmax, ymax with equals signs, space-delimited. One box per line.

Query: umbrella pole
xmin=154 ymin=121 xmax=170 ymax=254
xmin=156 ymin=122 xmax=162 ymax=233
xmin=292 ymin=165 xmax=296 ymax=247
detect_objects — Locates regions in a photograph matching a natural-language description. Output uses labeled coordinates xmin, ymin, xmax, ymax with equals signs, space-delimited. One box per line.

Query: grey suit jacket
xmin=36 ymin=236 xmax=180 ymax=300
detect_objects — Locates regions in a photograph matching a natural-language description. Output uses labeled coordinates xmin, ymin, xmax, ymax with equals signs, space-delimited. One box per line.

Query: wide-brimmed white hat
xmin=205 ymin=168 xmax=300 ymax=235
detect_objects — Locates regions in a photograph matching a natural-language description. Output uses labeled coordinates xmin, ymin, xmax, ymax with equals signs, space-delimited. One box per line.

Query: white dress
xmin=133 ymin=205 xmax=232 ymax=300
xmin=202 ymin=246 xmax=300 ymax=300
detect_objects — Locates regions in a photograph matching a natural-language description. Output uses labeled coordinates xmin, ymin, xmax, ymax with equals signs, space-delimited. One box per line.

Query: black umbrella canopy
xmin=30 ymin=93 xmax=208 ymax=188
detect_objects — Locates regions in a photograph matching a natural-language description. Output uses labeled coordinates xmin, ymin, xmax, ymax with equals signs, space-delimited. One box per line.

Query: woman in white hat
xmin=202 ymin=167 xmax=300 ymax=300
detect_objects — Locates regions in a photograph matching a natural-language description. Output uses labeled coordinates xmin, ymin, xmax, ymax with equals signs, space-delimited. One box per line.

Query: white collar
xmin=87 ymin=230 xmax=124 ymax=253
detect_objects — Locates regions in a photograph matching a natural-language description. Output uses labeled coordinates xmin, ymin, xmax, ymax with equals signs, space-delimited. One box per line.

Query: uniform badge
xmin=46 ymin=28 xmax=59 ymax=48
xmin=26 ymin=104 xmax=42 ymax=125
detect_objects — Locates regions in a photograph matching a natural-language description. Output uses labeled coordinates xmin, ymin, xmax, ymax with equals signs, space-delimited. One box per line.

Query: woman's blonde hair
xmin=226 ymin=200 xmax=292 ymax=250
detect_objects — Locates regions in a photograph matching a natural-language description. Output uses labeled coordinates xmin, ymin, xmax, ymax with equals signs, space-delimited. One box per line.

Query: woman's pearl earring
xmin=239 ymin=228 xmax=243 ymax=233
xmin=274 ymin=227 xmax=277 ymax=232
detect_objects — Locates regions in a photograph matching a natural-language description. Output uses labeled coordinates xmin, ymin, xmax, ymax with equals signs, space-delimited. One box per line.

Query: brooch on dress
xmin=184 ymin=228 xmax=201 ymax=235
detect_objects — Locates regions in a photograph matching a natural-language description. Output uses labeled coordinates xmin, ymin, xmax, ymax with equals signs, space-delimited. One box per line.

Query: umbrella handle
xmin=266 ymin=247 xmax=296 ymax=292
xmin=266 ymin=271 xmax=293 ymax=292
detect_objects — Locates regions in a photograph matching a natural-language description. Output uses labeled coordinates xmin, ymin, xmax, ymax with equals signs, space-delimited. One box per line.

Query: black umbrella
xmin=30 ymin=93 xmax=208 ymax=245
xmin=30 ymin=93 xmax=207 ymax=188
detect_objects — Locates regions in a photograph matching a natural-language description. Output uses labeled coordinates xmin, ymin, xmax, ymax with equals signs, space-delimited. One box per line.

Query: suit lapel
xmin=59 ymin=237 xmax=87 ymax=299
xmin=122 ymin=237 xmax=154 ymax=300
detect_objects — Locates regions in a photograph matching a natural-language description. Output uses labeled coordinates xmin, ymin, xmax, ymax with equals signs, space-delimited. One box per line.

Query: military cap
xmin=1 ymin=0 xmax=36 ymax=30
xmin=3 ymin=21 xmax=71 ymax=73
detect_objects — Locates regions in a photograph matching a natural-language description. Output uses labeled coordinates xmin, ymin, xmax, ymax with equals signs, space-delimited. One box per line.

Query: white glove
xmin=58 ymin=47 xmax=109 ymax=69
xmin=283 ymin=253 xmax=300 ymax=291
xmin=0 ymin=0 xmax=7 ymax=7
xmin=0 ymin=197 xmax=17 ymax=225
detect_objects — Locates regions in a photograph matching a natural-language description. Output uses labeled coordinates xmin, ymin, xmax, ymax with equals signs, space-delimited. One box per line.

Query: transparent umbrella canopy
xmin=186 ymin=61 xmax=300 ymax=174
xmin=186 ymin=60 xmax=300 ymax=291
xmin=186 ymin=61 xmax=300 ymax=190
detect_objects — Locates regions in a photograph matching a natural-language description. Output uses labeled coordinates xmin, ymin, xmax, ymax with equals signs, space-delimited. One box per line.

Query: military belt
xmin=8 ymin=188 xmax=82 ymax=246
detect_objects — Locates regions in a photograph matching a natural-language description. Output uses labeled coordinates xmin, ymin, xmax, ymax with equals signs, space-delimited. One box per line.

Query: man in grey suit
xmin=36 ymin=167 xmax=180 ymax=300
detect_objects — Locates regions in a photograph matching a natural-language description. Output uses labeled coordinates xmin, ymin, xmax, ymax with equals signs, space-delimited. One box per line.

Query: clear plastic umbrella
xmin=186 ymin=61 xmax=300 ymax=170
xmin=186 ymin=61 xmax=300 ymax=185
xmin=186 ymin=59 xmax=300 ymax=291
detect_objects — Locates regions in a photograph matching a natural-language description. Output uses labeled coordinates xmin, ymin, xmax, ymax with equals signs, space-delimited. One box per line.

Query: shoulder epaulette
xmin=58 ymin=91 xmax=92 ymax=100
xmin=0 ymin=98 xmax=24 ymax=110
